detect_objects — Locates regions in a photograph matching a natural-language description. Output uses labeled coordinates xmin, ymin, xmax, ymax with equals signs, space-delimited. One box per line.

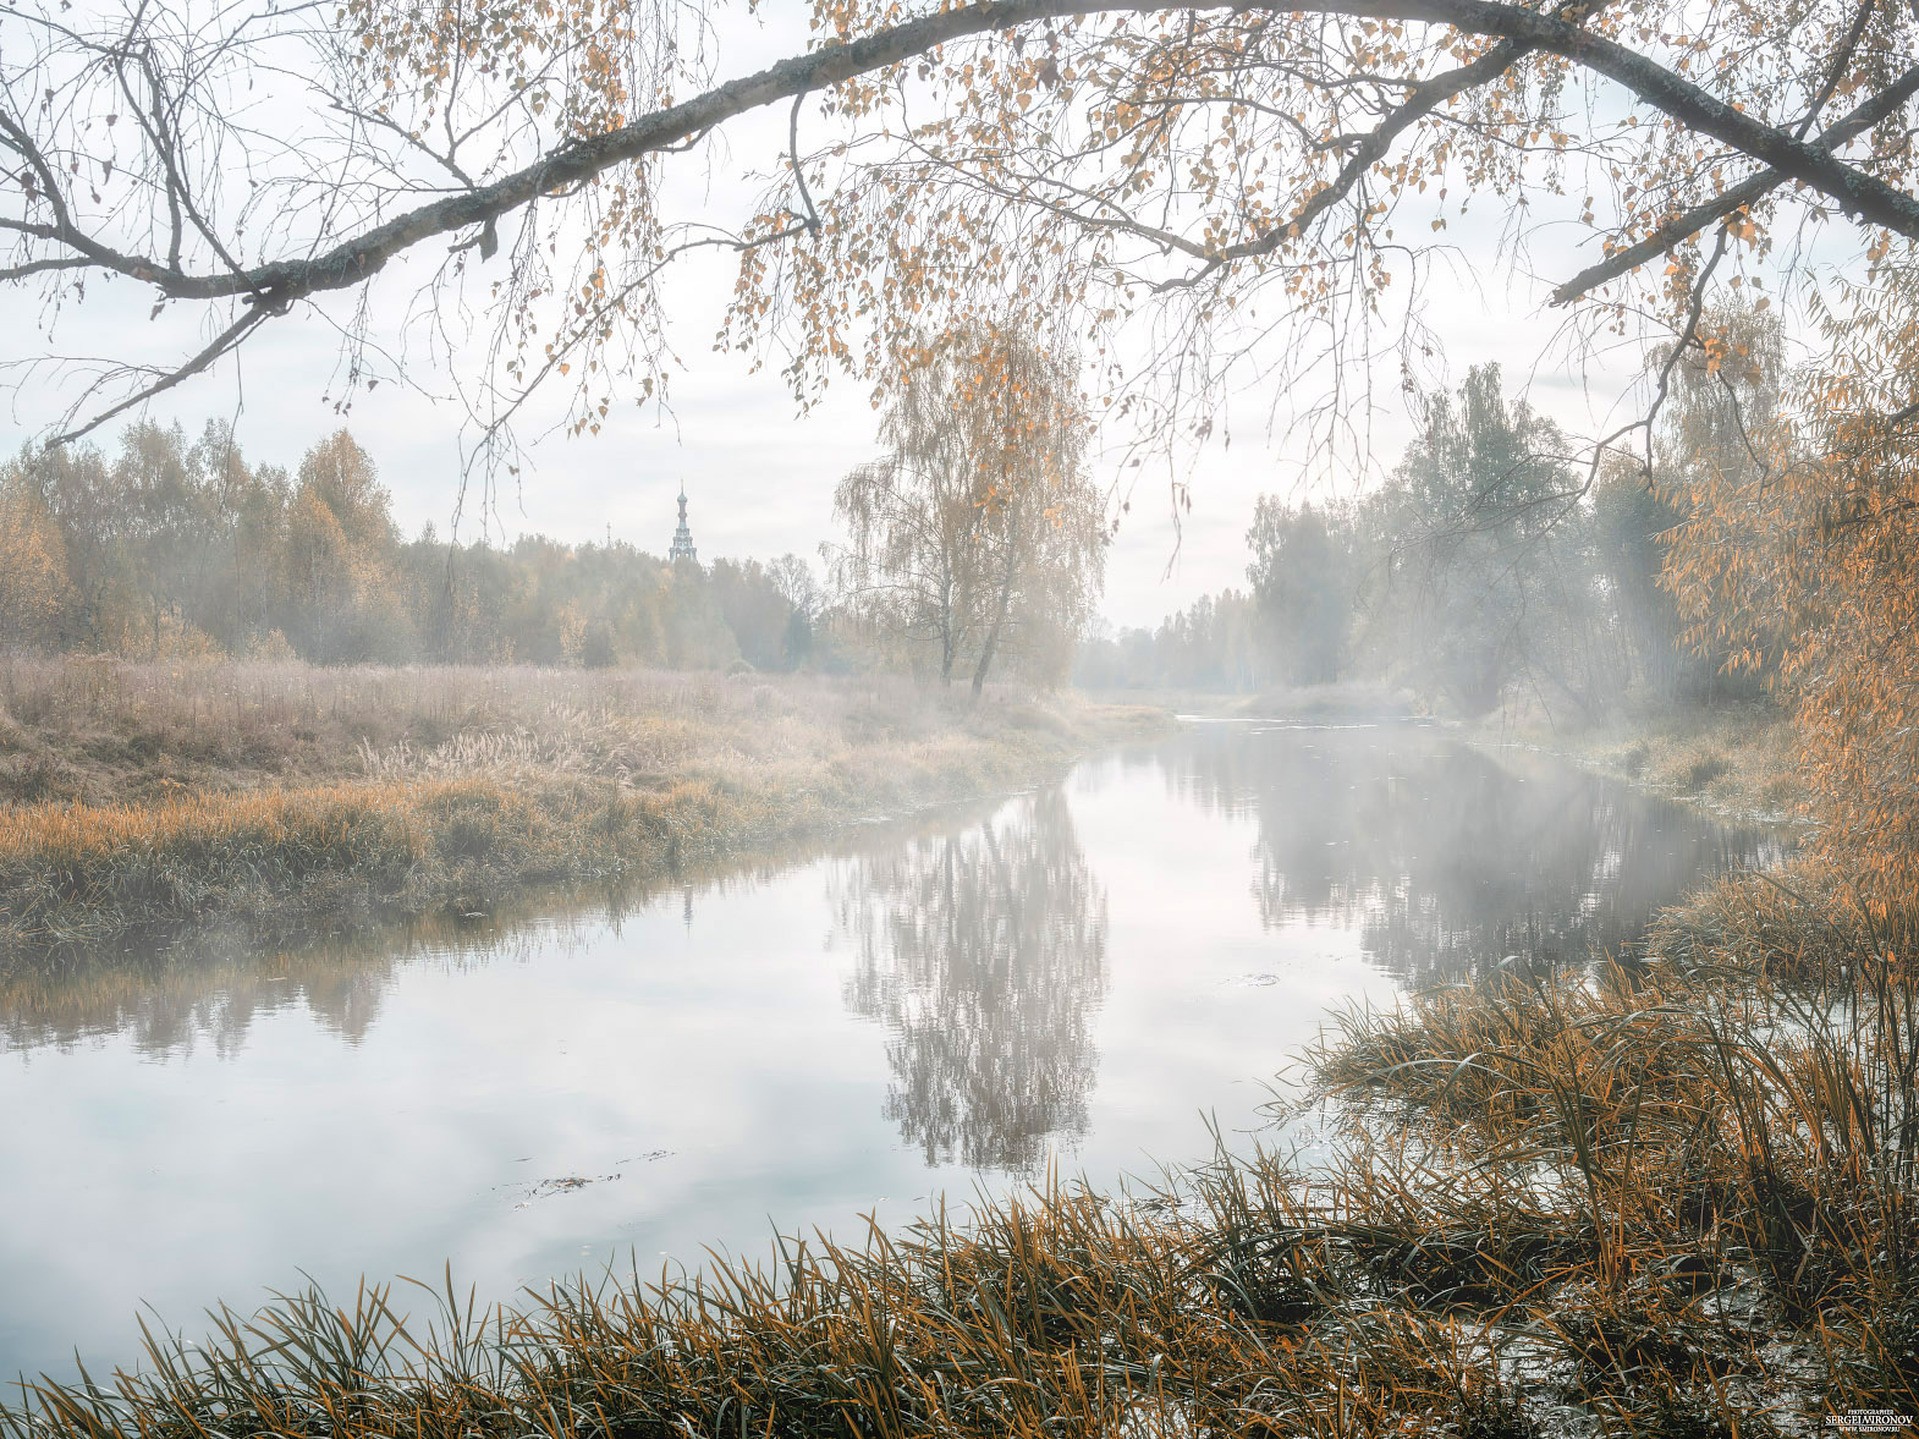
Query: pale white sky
xmin=0 ymin=6 xmax=1823 ymax=631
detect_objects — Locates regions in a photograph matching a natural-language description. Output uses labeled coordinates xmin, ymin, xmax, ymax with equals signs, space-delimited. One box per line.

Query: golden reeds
xmin=0 ymin=658 xmax=1168 ymax=966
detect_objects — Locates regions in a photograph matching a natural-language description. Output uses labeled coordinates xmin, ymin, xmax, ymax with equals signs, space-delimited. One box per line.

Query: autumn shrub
xmin=1665 ymin=285 xmax=1919 ymax=913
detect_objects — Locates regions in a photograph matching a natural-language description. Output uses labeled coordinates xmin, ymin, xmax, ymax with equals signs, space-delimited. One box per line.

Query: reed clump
xmin=0 ymin=658 xmax=1167 ymax=968
xmin=1646 ymin=859 xmax=1919 ymax=984
xmin=1312 ymin=943 xmax=1919 ymax=1415
xmin=0 ymin=1180 xmax=1589 ymax=1439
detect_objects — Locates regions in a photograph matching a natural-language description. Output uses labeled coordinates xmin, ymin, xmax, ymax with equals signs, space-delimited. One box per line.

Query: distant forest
xmin=1079 ymin=347 xmax=1776 ymax=718
xmin=2 ymin=319 xmax=1781 ymax=721
xmin=0 ymin=424 xmax=824 ymax=672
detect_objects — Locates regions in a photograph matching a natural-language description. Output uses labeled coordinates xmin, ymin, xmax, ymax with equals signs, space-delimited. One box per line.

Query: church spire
xmin=669 ymin=483 xmax=698 ymax=564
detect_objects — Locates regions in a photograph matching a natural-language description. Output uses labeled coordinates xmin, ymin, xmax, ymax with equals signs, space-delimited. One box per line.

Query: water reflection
xmin=0 ymin=724 xmax=1782 ymax=1384
xmin=0 ymin=844 xmax=931 ymax=1059
xmin=1166 ymin=725 xmax=1779 ymax=984
xmin=0 ymin=731 xmax=1776 ymax=1065
xmin=833 ymin=789 xmax=1108 ymax=1171
xmin=1 ymin=934 xmax=402 ymax=1058
xmin=0 ymin=905 xmax=588 ymax=1058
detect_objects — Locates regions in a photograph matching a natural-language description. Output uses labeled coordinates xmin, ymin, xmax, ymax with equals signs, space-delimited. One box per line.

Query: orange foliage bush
xmin=1667 ymin=280 xmax=1919 ymax=912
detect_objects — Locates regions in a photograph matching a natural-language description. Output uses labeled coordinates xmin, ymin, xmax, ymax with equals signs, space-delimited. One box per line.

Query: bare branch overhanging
xmin=4 ymin=0 xmax=1917 ymax=439
xmin=14 ymin=1 xmax=1919 ymax=296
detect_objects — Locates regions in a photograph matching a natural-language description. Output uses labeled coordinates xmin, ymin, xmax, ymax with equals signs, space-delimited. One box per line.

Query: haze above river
xmin=0 ymin=723 xmax=1778 ymax=1380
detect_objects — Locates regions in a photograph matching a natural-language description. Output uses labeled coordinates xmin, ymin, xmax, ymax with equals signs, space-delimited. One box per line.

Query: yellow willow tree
xmin=284 ymin=432 xmax=407 ymax=662
xmin=1667 ymin=284 xmax=1919 ymax=910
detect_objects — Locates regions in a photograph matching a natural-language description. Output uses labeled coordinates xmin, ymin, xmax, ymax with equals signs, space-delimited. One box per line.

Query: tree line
xmin=0 ymin=331 xmax=1109 ymax=693
xmin=0 ymin=425 xmax=825 ymax=672
xmin=1079 ymin=320 xmax=1779 ymax=721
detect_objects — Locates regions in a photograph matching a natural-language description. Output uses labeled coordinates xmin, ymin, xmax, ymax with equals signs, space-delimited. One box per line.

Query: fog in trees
xmin=1080 ymin=348 xmax=1789 ymax=723
xmin=0 ymin=423 xmax=826 ymax=673
xmin=829 ymin=328 xmax=1108 ymax=694
xmin=1246 ymin=500 xmax=1357 ymax=688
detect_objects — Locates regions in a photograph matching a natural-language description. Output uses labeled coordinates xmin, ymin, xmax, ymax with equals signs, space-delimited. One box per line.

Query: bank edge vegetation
xmin=0 ymin=663 xmax=1166 ymax=965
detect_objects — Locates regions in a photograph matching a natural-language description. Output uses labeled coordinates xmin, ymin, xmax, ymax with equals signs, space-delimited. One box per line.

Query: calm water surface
xmin=0 ymin=724 xmax=1778 ymax=1380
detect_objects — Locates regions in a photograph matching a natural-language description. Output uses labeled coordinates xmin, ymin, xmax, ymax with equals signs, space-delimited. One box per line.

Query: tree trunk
xmin=938 ymin=575 xmax=956 ymax=685
xmin=970 ymin=507 xmax=1022 ymax=700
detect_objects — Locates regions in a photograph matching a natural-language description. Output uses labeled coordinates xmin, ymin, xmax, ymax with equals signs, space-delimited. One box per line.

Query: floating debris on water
xmin=514 ymin=1173 xmax=622 ymax=1208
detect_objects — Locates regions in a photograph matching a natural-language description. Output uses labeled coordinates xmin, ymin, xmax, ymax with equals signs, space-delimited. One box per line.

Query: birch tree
xmin=829 ymin=327 xmax=1105 ymax=692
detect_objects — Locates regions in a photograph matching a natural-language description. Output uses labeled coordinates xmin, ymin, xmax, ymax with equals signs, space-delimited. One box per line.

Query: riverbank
xmin=0 ymin=660 xmax=1169 ymax=968
xmin=1466 ymin=698 xmax=1905 ymax=976
xmin=4 ymin=684 xmax=1906 ymax=1431
xmin=1469 ymin=699 xmax=1802 ymax=827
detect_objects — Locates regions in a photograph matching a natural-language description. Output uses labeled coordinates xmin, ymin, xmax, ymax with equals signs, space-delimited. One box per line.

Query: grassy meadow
xmin=0 ymin=658 xmax=1168 ymax=967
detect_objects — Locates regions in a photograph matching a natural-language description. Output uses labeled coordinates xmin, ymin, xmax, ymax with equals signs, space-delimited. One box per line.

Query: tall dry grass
xmin=0 ymin=658 xmax=1166 ymax=965
xmin=1309 ymin=944 xmax=1919 ymax=1420
xmin=0 ymin=659 xmax=979 ymax=803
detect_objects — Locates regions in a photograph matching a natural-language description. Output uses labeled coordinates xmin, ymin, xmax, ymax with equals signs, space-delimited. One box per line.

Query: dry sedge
xmin=0 ymin=658 xmax=1167 ymax=969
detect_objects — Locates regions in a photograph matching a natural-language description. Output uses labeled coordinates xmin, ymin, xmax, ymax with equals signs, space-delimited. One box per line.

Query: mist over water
xmin=0 ymin=724 xmax=1776 ymax=1381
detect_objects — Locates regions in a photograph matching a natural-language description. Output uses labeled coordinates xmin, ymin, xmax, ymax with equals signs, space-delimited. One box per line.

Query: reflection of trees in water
xmin=0 ymin=796 xmax=1026 ymax=1061
xmin=1169 ymin=726 xmax=1779 ymax=985
xmin=0 ymin=922 xmax=495 ymax=1058
xmin=835 ymin=788 xmax=1108 ymax=1173
xmin=0 ymin=897 xmax=624 ymax=1058
xmin=0 ymin=819 xmax=930 ymax=1059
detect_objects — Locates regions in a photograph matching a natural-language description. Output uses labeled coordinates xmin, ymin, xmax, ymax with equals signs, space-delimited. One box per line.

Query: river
xmin=0 ymin=721 xmax=1779 ymax=1381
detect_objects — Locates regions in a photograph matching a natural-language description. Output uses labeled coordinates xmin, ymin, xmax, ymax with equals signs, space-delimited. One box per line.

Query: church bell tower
xmin=668 ymin=485 xmax=698 ymax=564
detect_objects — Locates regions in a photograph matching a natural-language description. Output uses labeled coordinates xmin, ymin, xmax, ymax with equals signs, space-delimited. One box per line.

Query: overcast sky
xmin=0 ymin=6 xmax=1806 ymax=632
